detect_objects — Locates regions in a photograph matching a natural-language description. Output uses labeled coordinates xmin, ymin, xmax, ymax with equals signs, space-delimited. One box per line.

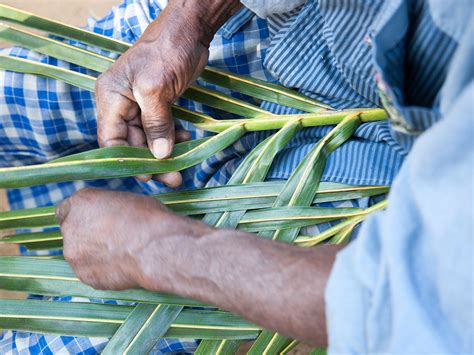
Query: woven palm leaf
xmin=0 ymin=5 xmax=389 ymax=354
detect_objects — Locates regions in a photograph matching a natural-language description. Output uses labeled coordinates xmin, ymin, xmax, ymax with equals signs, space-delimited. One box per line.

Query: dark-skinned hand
xmin=95 ymin=0 xmax=241 ymax=186
xmin=57 ymin=188 xmax=212 ymax=291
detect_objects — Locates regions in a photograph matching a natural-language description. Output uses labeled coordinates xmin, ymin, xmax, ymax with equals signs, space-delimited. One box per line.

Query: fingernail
xmin=152 ymin=138 xmax=171 ymax=159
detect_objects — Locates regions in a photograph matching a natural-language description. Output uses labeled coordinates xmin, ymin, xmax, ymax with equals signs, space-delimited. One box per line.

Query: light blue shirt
xmin=324 ymin=2 xmax=474 ymax=354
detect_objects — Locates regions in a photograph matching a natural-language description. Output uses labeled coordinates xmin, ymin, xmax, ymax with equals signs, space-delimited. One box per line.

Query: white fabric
xmin=240 ymin=0 xmax=305 ymax=18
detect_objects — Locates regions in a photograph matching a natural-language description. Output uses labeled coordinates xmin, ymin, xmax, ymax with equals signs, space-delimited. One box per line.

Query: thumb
xmin=139 ymin=98 xmax=175 ymax=160
xmin=56 ymin=197 xmax=71 ymax=225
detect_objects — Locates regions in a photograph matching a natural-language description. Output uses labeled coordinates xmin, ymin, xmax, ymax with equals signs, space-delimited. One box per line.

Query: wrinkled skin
xmin=57 ymin=189 xmax=212 ymax=291
xmin=61 ymin=0 xmax=338 ymax=346
xmin=95 ymin=0 xmax=241 ymax=186
xmin=58 ymin=188 xmax=339 ymax=346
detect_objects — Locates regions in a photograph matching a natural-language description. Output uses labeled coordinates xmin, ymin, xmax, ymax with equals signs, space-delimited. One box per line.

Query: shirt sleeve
xmin=325 ymin=30 xmax=474 ymax=354
xmin=240 ymin=0 xmax=305 ymax=18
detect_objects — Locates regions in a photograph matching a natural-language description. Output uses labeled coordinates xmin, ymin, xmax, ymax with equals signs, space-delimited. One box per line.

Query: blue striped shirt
xmin=207 ymin=0 xmax=460 ymax=188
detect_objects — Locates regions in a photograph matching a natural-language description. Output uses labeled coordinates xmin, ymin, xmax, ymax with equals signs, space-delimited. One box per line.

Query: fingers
xmin=153 ymin=172 xmax=183 ymax=188
xmin=175 ymin=130 xmax=191 ymax=143
xmin=127 ymin=122 xmax=147 ymax=148
xmin=135 ymin=129 xmax=188 ymax=185
xmin=96 ymin=76 xmax=139 ymax=148
xmin=135 ymin=90 xmax=175 ymax=160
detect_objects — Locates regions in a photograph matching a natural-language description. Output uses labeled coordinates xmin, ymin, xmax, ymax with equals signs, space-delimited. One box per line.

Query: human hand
xmin=95 ymin=0 xmax=241 ymax=186
xmin=56 ymin=188 xmax=213 ymax=291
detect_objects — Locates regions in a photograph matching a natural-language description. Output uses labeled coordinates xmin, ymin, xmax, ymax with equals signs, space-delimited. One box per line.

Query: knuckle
xmin=142 ymin=120 xmax=171 ymax=136
xmin=135 ymin=72 xmax=173 ymax=99
xmin=95 ymin=73 xmax=112 ymax=94
xmin=136 ymin=80 xmax=160 ymax=98
xmin=96 ymin=69 xmax=129 ymax=97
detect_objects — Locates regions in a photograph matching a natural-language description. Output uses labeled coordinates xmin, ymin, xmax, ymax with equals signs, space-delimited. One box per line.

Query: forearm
xmin=143 ymin=0 xmax=242 ymax=46
xmin=142 ymin=227 xmax=341 ymax=346
xmin=59 ymin=188 xmax=338 ymax=345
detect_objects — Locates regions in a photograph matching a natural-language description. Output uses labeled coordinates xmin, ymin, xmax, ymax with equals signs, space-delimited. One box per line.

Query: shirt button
xmin=364 ymin=34 xmax=373 ymax=46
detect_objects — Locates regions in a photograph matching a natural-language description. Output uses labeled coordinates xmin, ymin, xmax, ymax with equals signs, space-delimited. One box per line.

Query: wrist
xmin=167 ymin=0 xmax=242 ymax=45
xmin=136 ymin=213 xmax=215 ymax=292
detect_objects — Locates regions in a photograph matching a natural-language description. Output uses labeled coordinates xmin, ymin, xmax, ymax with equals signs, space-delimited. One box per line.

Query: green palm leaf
xmin=0 ymin=6 xmax=393 ymax=353
xmin=0 ymin=256 xmax=206 ymax=306
xmin=248 ymin=113 xmax=362 ymax=353
xmin=0 ymin=4 xmax=131 ymax=53
xmin=295 ymin=199 xmax=388 ymax=246
xmin=0 ymin=123 xmax=246 ymax=188
xmin=0 ymin=183 xmax=387 ymax=232
xmin=103 ymin=304 xmax=184 ymax=354
xmin=0 ymin=4 xmax=329 ymax=111
xmin=0 ymin=298 xmax=260 ymax=339
xmin=0 ymin=231 xmax=63 ymax=251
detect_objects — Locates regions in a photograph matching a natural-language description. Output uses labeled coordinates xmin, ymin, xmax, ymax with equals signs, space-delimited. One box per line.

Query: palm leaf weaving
xmin=0 ymin=5 xmax=389 ymax=354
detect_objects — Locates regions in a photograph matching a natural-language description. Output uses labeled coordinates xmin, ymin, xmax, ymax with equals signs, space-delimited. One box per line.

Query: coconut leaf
xmin=0 ymin=183 xmax=387 ymax=232
xmin=0 ymin=4 xmax=330 ymax=111
xmin=0 ymin=298 xmax=260 ymax=339
xmin=295 ymin=199 xmax=388 ymax=247
xmin=0 ymin=4 xmax=130 ymax=53
xmin=200 ymin=67 xmax=330 ymax=112
xmin=329 ymin=222 xmax=357 ymax=244
xmin=248 ymin=113 xmax=362 ymax=353
xmin=0 ymin=124 xmax=245 ymax=189
xmin=281 ymin=340 xmax=300 ymax=354
xmin=0 ymin=23 xmax=114 ymax=72
xmin=0 ymin=53 xmax=96 ymax=90
xmin=0 ymin=231 xmax=63 ymax=250
xmin=195 ymin=339 xmax=242 ymax=354
xmin=0 ymin=206 xmax=57 ymax=230
xmin=103 ymin=304 xmax=183 ymax=354
xmin=0 ymin=256 xmax=207 ymax=307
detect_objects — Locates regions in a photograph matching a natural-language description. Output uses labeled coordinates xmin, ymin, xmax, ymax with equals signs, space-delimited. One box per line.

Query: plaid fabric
xmin=0 ymin=0 xmax=415 ymax=353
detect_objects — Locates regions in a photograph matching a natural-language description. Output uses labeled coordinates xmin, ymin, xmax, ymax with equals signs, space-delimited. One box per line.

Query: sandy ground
xmin=2 ymin=0 xmax=119 ymax=26
xmin=0 ymin=2 xmax=312 ymax=352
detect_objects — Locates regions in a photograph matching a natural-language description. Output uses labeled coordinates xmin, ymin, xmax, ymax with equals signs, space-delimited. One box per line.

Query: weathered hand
xmin=95 ymin=0 xmax=241 ymax=186
xmin=56 ymin=188 xmax=212 ymax=290
xmin=56 ymin=187 xmax=336 ymax=345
